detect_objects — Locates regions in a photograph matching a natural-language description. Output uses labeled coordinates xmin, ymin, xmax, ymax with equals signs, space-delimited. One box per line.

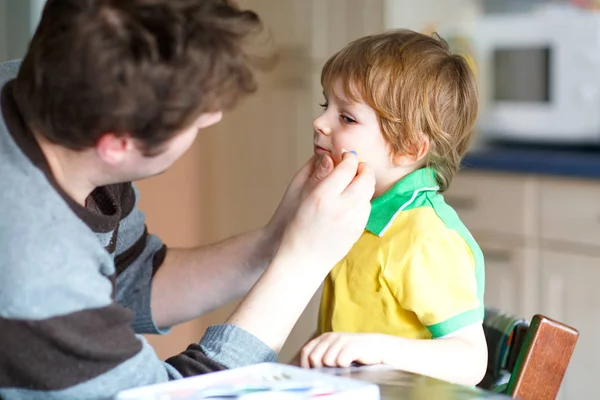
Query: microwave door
xmin=482 ymin=44 xmax=560 ymax=141
xmin=494 ymin=47 xmax=551 ymax=104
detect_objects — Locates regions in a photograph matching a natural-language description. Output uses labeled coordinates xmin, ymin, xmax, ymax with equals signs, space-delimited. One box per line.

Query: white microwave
xmin=472 ymin=7 xmax=600 ymax=144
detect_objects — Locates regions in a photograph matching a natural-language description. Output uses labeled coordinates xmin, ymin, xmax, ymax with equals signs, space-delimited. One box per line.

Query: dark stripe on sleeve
xmin=109 ymin=273 xmax=117 ymax=299
xmin=114 ymin=228 xmax=166 ymax=278
xmin=165 ymin=344 xmax=227 ymax=376
xmin=0 ymin=305 xmax=142 ymax=390
xmin=114 ymin=226 xmax=148 ymax=277
xmin=152 ymin=245 xmax=167 ymax=277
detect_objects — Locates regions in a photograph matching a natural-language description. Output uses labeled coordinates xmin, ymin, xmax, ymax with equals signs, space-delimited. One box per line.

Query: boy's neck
xmin=373 ymin=165 xmax=422 ymax=199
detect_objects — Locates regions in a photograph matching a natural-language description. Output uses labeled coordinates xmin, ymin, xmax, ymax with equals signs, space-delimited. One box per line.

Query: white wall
xmin=0 ymin=1 xmax=7 ymax=61
xmin=384 ymin=0 xmax=481 ymax=32
xmin=0 ymin=0 xmax=44 ymax=62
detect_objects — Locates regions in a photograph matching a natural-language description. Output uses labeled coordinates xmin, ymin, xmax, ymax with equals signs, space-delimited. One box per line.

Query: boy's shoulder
xmin=379 ymin=194 xmax=479 ymax=261
xmin=383 ymin=194 xmax=452 ymax=240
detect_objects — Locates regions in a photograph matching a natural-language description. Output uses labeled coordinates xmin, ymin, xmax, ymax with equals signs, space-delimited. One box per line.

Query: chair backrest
xmin=480 ymin=309 xmax=579 ymax=400
xmin=506 ymin=314 xmax=579 ymax=400
xmin=480 ymin=308 xmax=529 ymax=390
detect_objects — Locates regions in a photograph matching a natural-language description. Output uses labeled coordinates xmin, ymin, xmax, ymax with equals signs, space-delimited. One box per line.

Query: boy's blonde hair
xmin=321 ymin=29 xmax=478 ymax=192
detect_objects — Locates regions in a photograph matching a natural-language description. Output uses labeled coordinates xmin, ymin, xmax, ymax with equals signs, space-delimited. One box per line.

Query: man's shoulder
xmin=0 ymin=187 xmax=114 ymax=319
xmin=0 ymin=164 xmax=111 ymax=282
xmin=0 ymin=172 xmax=104 ymax=254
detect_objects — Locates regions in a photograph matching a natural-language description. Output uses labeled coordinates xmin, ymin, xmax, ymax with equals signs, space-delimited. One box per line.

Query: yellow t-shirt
xmin=318 ymin=168 xmax=485 ymax=339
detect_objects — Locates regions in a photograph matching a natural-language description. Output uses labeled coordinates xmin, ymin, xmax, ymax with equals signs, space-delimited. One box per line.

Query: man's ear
xmin=96 ymin=133 xmax=134 ymax=165
xmin=392 ymin=136 xmax=430 ymax=166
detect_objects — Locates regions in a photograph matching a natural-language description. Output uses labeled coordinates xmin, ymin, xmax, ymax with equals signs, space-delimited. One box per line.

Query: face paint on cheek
xmin=341 ymin=148 xmax=360 ymax=163
xmin=341 ymin=148 xmax=358 ymax=157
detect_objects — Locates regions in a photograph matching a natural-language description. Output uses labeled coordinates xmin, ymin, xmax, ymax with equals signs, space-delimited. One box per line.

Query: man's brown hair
xmin=321 ymin=29 xmax=479 ymax=192
xmin=13 ymin=0 xmax=269 ymax=155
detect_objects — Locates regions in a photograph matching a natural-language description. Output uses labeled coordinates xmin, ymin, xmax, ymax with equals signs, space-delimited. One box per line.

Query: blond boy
xmin=302 ymin=29 xmax=487 ymax=386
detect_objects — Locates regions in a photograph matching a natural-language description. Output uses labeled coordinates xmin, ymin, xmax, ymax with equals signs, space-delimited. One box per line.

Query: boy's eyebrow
xmin=323 ymin=91 xmax=353 ymax=106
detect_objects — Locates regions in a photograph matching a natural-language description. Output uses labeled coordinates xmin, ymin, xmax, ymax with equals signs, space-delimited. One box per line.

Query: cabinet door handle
xmin=481 ymin=248 xmax=512 ymax=263
xmin=444 ymin=195 xmax=476 ymax=210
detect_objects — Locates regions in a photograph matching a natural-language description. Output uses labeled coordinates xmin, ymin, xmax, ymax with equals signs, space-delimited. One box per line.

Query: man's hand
xmin=267 ymin=154 xmax=335 ymax=239
xmin=226 ymin=153 xmax=375 ymax=352
xmin=300 ymin=332 xmax=385 ymax=368
xmin=278 ymin=152 xmax=374 ymax=270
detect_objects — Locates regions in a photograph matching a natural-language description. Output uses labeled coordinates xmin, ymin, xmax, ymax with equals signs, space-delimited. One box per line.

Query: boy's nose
xmin=313 ymin=116 xmax=332 ymax=137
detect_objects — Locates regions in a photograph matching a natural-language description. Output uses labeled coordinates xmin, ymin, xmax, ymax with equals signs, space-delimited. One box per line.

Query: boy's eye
xmin=341 ymin=115 xmax=356 ymax=124
xmin=319 ymin=102 xmax=328 ymax=109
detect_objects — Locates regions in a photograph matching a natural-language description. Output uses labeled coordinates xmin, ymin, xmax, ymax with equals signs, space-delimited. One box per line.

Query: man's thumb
xmin=311 ymin=154 xmax=334 ymax=183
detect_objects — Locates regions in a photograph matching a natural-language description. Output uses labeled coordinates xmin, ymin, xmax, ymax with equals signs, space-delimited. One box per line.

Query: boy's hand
xmin=300 ymin=332 xmax=385 ymax=368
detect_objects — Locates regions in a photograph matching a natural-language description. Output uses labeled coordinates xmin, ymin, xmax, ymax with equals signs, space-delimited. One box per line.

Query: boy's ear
xmin=392 ymin=136 xmax=430 ymax=166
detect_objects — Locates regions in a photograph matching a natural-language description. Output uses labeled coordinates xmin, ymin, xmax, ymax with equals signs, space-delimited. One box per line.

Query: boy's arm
xmin=300 ymin=324 xmax=487 ymax=386
xmin=381 ymin=323 xmax=487 ymax=385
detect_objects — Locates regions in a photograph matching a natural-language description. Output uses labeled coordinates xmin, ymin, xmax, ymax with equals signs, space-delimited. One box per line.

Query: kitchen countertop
xmin=461 ymin=143 xmax=600 ymax=178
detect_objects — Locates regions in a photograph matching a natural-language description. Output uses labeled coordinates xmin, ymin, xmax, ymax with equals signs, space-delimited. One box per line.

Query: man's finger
xmin=342 ymin=162 xmax=376 ymax=200
xmin=314 ymin=152 xmax=360 ymax=196
xmin=292 ymin=155 xmax=319 ymax=186
xmin=308 ymin=154 xmax=334 ymax=185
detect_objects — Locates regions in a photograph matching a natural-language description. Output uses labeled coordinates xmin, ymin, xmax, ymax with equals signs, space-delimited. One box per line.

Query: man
xmin=0 ymin=0 xmax=374 ymax=399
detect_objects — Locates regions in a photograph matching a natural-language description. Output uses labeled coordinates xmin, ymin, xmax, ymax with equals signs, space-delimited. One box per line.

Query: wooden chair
xmin=479 ymin=309 xmax=579 ymax=400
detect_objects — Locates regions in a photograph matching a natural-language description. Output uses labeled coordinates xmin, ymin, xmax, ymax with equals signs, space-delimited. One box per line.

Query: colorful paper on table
xmin=115 ymin=363 xmax=380 ymax=400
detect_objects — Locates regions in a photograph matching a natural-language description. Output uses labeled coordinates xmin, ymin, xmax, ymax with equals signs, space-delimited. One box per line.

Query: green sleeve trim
xmin=426 ymin=306 xmax=484 ymax=338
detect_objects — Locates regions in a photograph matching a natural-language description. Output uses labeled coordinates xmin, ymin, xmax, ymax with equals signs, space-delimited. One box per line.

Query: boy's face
xmin=313 ymin=80 xmax=396 ymax=196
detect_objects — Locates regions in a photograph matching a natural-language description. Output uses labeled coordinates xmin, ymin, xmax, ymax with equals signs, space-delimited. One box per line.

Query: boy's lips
xmin=314 ymin=145 xmax=331 ymax=155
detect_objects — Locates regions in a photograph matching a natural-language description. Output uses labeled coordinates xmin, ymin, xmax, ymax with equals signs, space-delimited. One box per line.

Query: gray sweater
xmin=0 ymin=60 xmax=276 ymax=400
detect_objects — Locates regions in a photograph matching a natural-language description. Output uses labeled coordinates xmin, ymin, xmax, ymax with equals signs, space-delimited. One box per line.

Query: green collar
xmin=366 ymin=168 xmax=439 ymax=237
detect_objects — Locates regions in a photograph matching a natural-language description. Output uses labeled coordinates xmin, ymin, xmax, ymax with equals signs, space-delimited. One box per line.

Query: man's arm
xmin=151 ymin=227 xmax=277 ymax=329
xmin=114 ymin=182 xmax=281 ymax=332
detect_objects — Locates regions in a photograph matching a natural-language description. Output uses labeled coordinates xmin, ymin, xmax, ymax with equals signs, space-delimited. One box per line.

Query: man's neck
xmin=34 ymin=133 xmax=98 ymax=206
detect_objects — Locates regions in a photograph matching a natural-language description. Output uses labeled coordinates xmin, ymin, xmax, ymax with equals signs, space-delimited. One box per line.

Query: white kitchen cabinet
xmin=444 ymin=171 xmax=541 ymax=318
xmin=478 ymin=240 xmax=538 ymax=318
xmin=445 ymin=172 xmax=538 ymax=239
xmin=539 ymin=178 xmax=600 ymax=249
xmin=540 ymin=250 xmax=600 ymax=400
xmin=450 ymin=170 xmax=600 ymax=400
